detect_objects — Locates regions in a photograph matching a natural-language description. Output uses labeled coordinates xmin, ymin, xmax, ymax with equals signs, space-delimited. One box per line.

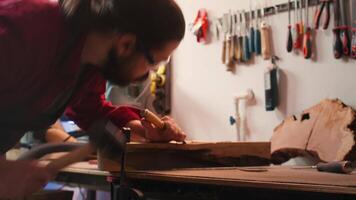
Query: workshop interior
xmin=2 ymin=0 xmax=356 ymax=199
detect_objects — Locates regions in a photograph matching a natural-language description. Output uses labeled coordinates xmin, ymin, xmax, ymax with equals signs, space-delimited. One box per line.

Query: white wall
xmin=171 ymin=0 xmax=356 ymax=142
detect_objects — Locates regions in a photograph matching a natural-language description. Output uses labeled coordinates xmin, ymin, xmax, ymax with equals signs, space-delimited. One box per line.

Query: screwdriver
xmin=303 ymin=0 xmax=312 ymax=59
xmin=249 ymin=2 xmax=255 ymax=54
xmin=333 ymin=0 xmax=343 ymax=59
xmin=293 ymin=0 xmax=302 ymax=49
xmin=287 ymin=0 xmax=293 ymax=52
xmin=293 ymin=161 xmax=353 ymax=174
xmin=254 ymin=3 xmax=262 ymax=55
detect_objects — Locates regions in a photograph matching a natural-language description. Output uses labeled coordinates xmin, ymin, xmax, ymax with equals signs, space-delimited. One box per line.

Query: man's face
xmin=100 ymin=40 xmax=180 ymax=86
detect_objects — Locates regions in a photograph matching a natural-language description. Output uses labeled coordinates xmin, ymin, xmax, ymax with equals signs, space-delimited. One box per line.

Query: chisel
xmin=254 ymin=3 xmax=262 ymax=55
xmin=303 ymin=0 xmax=312 ymax=59
xmin=293 ymin=161 xmax=353 ymax=174
xmin=351 ymin=0 xmax=356 ymax=59
xmin=293 ymin=0 xmax=302 ymax=49
xmin=339 ymin=0 xmax=350 ymax=56
xmin=287 ymin=0 xmax=293 ymax=52
xmin=261 ymin=6 xmax=271 ymax=60
xmin=249 ymin=1 xmax=255 ymax=54
xmin=332 ymin=0 xmax=343 ymax=59
xmin=242 ymin=10 xmax=251 ymax=61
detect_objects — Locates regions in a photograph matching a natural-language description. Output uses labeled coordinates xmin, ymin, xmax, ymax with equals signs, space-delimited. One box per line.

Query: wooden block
xmin=271 ymin=99 xmax=356 ymax=164
xmin=98 ymin=141 xmax=271 ymax=171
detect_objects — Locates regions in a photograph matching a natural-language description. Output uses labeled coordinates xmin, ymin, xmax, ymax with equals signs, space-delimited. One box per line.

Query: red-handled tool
xmin=314 ymin=0 xmax=331 ymax=30
xmin=351 ymin=0 xmax=356 ymax=59
xmin=339 ymin=0 xmax=350 ymax=56
xmin=303 ymin=0 xmax=312 ymax=59
xmin=293 ymin=0 xmax=302 ymax=49
xmin=333 ymin=0 xmax=343 ymax=59
xmin=287 ymin=0 xmax=293 ymax=52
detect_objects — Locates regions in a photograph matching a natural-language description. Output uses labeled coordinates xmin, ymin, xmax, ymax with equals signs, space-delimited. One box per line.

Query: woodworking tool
xmin=261 ymin=5 xmax=272 ymax=60
xmin=303 ymin=0 xmax=312 ymax=59
xmin=237 ymin=11 xmax=244 ymax=62
xmin=339 ymin=0 xmax=350 ymax=56
xmin=287 ymin=0 xmax=293 ymax=52
xmin=314 ymin=0 xmax=331 ymax=29
xmin=141 ymin=109 xmax=165 ymax=130
xmin=294 ymin=161 xmax=353 ymax=174
xmin=293 ymin=0 xmax=302 ymax=49
xmin=221 ymin=13 xmax=229 ymax=64
xmin=242 ymin=10 xmax=251 ymax=61
xmin=351 ymin=0 xmax=356 ymax=59
xmin=227 ymin=11 xmax=235 ymax=70
xmin=333 ymin=0 xmax=343 ymax=58
xmin=249 ymin=1 xmax=255 ymax=54
xmin=254 ymin=3 xmax=262 ymax=55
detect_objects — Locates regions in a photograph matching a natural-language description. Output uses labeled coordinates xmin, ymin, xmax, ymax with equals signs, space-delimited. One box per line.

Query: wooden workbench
xmin=55 ymin=162 xmax=356 ymax=200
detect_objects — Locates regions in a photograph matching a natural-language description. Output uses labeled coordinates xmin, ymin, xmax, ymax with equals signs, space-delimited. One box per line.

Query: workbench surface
xmin=56 ymin=162 xmax=356 ymax=198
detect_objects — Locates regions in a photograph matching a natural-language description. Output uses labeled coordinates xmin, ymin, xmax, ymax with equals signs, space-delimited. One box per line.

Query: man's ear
xmin=116 ymin=34 xmax=137 ymax=57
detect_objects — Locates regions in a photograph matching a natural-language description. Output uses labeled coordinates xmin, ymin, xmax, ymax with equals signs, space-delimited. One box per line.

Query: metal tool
xmin=260 ymin=4 xmax=272 ymax=60
xmin=314 ymin=0 xmax=331 ymax=29
xmin=242 ymin=10 xmax=251 ymax=61
xmin=339 ymin=0 xmax=350 ymax=56
xmin=227 ymin=11 xmax=235 ymax=70
xmin=221 ymin=13 xmax=229 ymax=64
xmin=249 ymin=1 xmax=255 ymax=54
xmin=254 ymin=3 xmax=262 ymax=55
xmin=293 ymin=161 xmax=353 ymax=174
xmin=287 ymin=0 xmax=293 ymax=52
xmin=303 ymin=0 xmax=312 ymax=59
xmin=351 ymin=0 xmax=356 ymax=59
xmin=333 ymin=0 xmax=343 ymax=58
xmin=293 ymin=0 xmax=302 ymax=49
xmin=237 ymin=11 xmax=244 ymax=62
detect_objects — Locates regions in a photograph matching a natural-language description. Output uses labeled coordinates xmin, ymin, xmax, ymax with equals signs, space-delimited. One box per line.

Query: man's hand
xmin=0 ymin=159 xmax=54 ymax=198
xmin=141 ymin=116 xmax=186 ymax=142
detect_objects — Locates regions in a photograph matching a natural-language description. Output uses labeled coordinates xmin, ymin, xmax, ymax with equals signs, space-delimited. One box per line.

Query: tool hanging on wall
xmin=333 ymin=0 xmax=343 ymax=58
xmin=249 ymin=1 xmax=256 ymax=54
xmin=191 ymin=9 xmax=209 ymax=44
xmin=233 ymin=12 xmax=241 ymax=64
xmin=287 ymin=0 xmax=294 ymax=52
xmin=242 ymin=10 xmax=251 ymax=61
xmin=254 ymin=3 xmax=262 ymax=55
xmin=221 ymin=13 xmax=229 ymax=64
xmin=237 ymin=11 xmax=244 ymax=62
xmin=352 ymin=0 xmax=356 ymax=59
xmin=313 ymin=0 xmax=331 ymax=30
xmin=303 ymin=0 xmax=313 ymax=59
xmin=339 ymin=0 xmax=350 ymax=56
xmin=264 ymin=56 xmax=279 ymax=111
xmin=227 ymin=11 xmax=235 ymax=70
xmin=293 ymin=0 xmax=302 ymax=50
xmin=261 ymin=4 xmax=272 ymax=60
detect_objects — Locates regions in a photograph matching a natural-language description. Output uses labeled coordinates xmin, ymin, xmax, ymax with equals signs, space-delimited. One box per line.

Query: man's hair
xmin=59 ymin=0 xmax=185 ymax=50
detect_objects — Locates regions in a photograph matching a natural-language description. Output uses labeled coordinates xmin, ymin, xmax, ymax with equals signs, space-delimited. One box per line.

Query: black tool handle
xmin=303 ymin=27 xmax=312 ymax=59
xmin=333 ymin=27 xmax=343 ymax=58
xmin=340 ymin=27 xmax=351 ymax=56
xmin=352 ymin=29 xmax=356 ymax=59
xmin=316 ymin=161 xmax=353 ymax=174
xmin=314 ymin=3 xmax=325 ymax=29
xmin=287 ymin=25 xmax=293 ymax=52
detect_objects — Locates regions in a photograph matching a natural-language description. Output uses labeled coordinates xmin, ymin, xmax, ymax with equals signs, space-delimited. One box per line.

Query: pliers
xmin=314 ymin=0 xmax=331 ymax=29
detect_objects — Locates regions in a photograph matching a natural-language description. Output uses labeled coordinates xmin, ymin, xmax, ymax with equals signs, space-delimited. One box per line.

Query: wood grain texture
xmin=271 ymin=99 xmax=356 ymax=164
xmin=98 ymin=141 xmax=271 ymax=171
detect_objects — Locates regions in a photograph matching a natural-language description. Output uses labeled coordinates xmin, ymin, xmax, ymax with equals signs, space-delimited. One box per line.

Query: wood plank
xmin=271 ymin=99 xmax=356 ymax=164
xmin=98 ymin=141 xmax=271 ymax=171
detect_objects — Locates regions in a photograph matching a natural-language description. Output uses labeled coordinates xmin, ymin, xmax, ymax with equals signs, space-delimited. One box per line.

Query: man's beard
xmin=99 ymin=48 xmax=133 ymax=87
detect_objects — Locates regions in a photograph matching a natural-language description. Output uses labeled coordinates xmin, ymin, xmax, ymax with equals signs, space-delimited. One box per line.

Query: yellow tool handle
xmin=46 ymin=143 xmax=94 ymax=173
xmin=222 ymin=40 xmax=227 ymax=64
xmin=261 ymin=22 xmax=272 ymax=60
xmin=143 ymin=109 xmax=165 ymax=129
